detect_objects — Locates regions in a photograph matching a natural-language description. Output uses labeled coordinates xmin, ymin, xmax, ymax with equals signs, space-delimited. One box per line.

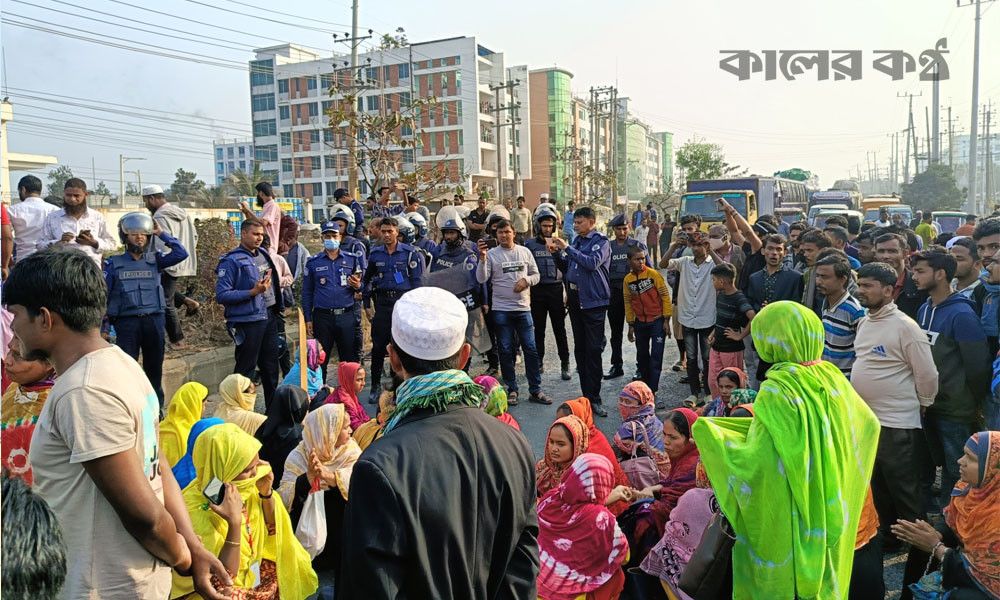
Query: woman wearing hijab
xmin=537 ymin=453 xmax=630 ymax=600
xmin=892 ymin=431 xmax=1000 ymax=600
xmin=215 ymin=374 xmax=266 ymax=436
xmin=473 ymin=375 xmax=520 ymax=430
xmin=171 ymin=423 xmax=317 ymax=600
xmin=277 ymin=404 xmax=362 ymax=573
xmin=536 ymin=415 xmax=590 ymax=497
xmin=161 ymin=382 xmax=209 ymax=467
xmin=613 ymin=381 xmax=670 ymax=478
xmin=693 ymin=301 xmax=880 ymax=600
xmin=351 ymin=387 xmax=395 ymax=451
xmin=558 ymin=398 xmax=632 ymax=516
xmin=255 ymin=386 xmax=310 ymax=486
xmin=639 ymin=486 xmax=717 ymax=600
xmin=699 ymin=367 xmax=748 ymax=417
xmin=320 ymin=362 xmax=370 ymax=431
xmin=280 ymin=339 xmax=325 ymax=398
xmin=171 ymin=417 xmax=224 ymax=489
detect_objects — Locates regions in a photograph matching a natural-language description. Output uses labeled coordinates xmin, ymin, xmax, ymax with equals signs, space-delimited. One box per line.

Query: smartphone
xmin=485 ymin=238 xmax=498 ymax=249
xmin=715 ymin=199 xmax=724 ymax=211
xmin=395 ymin=182 xmax=408 ymax=191
xmin=203 ymin=476 xmax=225 ymax=505
xmin=79 ymin=229 xmax=91 ymax=237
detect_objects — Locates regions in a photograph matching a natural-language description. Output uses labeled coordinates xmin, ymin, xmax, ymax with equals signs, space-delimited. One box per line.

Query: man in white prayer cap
xmin=339 ymin=286 xmax=540 ymax=598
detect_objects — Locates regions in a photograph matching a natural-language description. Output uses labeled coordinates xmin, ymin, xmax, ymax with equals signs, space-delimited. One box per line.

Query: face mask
xmin=709 ymin=238 xmax=725 ymax=251
xmin=324 ymin=239 xmax=341 ymax=251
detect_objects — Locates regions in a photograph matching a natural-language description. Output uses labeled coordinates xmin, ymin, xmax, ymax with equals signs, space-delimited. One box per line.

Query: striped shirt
xmin=821 ymin=290 xmax=867 ymax=377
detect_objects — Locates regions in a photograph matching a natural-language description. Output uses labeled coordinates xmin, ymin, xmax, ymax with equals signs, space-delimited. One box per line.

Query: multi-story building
xmin=657 ymin=131 xmax=674 ymax=191
xmin=616 ymin=98 xmax=669 ymax=204
xmin=213 ymin=139 xmax=256 ymax=185
xmin=248 ymin=37 xmax=530 ymax=212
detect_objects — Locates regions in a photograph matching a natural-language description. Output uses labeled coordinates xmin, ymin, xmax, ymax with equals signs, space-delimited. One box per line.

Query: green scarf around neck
xmin=384 ymin=369 xmax=485 ymax=433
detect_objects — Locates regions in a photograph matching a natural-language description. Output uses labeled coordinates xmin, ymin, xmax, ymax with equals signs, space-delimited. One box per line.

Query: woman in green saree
xmin=692 ymin=300 xmax=880 ymax=599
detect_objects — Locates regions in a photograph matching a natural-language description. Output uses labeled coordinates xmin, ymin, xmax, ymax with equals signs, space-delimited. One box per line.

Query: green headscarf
xmin=692 ymin=301 xmax=879 ymax=600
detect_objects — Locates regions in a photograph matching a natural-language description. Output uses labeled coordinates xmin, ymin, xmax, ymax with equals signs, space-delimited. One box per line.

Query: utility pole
xmin=925 ymin=106 xmax=932 ymax=167
xmin=932 ymin=67 xmax=941 ymax=165
xmin=507 ymin=75 xmax=521 ymax=198
xmin=898 ymin=92 xmax=921 ymax=185
xmin=948 ymin=105 xmax=955 ymax=169
xmin=958 ymin=0 xmax=989 ymax=212
xmin=489 ymin=79 xmax=519 ymax=202
xmin=986 ymin=101 xmax=994 ymax=208
xmin=119 ymin=155 xmax=144 ymax=204
xmin=348 ymin=0 xmax=360 ymax=198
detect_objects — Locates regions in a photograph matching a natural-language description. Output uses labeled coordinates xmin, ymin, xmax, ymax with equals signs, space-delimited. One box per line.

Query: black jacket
xmin=338 ymin=403 xmax=539 ymax=600
xmin=746 ymin=266 xmax=805 ymax=312
xmin=896 ymin=270 xmax=929 ymax=322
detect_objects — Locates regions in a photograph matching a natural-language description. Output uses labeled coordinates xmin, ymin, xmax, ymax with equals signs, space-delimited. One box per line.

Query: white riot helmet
xmin=329 ymin=203 xmax=356 ymax=234
xmin=436 ymin=205 xmax=468 ymax=238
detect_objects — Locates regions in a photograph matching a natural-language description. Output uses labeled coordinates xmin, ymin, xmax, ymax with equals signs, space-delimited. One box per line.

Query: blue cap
xmin=609 ymin=214 xmax=628 ymax=228
xmin=321 ymin=220 xmax=341 ymax=233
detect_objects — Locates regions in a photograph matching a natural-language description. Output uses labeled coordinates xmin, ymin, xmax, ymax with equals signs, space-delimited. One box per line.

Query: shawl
xmin=278 ymin=404 xmax=362 ymax=506
xmin=352 ymin=389 xmax=395 ymax=450
xmin=280 ymin=364 xmax=323 ymax=398
xmin=171 ymin=424 xmax=317 ymax=600
xmin=701 ymin=369 xmax=749 ymax=417
xmin=944 ymin=431 xmax=1000 ymax=598
xmin=639 ymin=488 xmax=717 ymax=599
xmin=730 ymin=388 xmax=757 ymax=406
xmin=692 ymin=301 xmax=880 ymax=600
xmin=473 ymin=375 xmax=521 ymax=429
xmin=536 ymin=416 xmax=589 ymax=497
xmin=171 ymin=418 xmax=224 ymax=489
xmin=614 ymin=382 xmax=668 ymax=477
xmin=564 ymin=397 xmax=632 ymax=516
xmin=0 ymin=380 xmax=53 ymax=423
xmin=537 ymin=453 xmax=629 ymax=600
xmin=160 ymin=382 xmax=208 ymax=467
xmin=324 ymin=362 xmax=371 ymax=431
xmin=255 ymin=386 xmax=310 ymax=486
xmin=215 ymin=374 xmax=266 ymax=436
xmin=383 ymin=369 xmax=484 ymax=433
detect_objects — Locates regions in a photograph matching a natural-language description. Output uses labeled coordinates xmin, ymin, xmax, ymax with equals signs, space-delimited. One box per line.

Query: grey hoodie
xmin=153 ymin=202 xmax=198 ymax=277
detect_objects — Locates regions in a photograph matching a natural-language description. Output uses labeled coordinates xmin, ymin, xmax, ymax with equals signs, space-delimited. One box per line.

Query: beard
xmin=446 ymin=238 xmax=463 ymax=249
xmin=126 ymin=242 xmax=146 ymax=254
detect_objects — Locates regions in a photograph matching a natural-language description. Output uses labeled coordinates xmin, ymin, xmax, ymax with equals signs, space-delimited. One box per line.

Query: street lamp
xmin=120 ymin=154 xmax=145 ymax=204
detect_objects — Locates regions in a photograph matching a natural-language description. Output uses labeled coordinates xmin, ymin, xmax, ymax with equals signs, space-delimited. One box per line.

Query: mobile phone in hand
xmin=485 ymin=238 xmax=498 ymax=249
xmin=203 ymin=476 xmax=225 ymax=505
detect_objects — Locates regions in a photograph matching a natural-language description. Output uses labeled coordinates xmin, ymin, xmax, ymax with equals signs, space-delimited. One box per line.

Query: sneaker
xmin=592 ymin=403 xmax=608 ymax=417
xmin=561 ymin=365 xmax=572 ymax=381
xmin=528 ymin=392 xmax=551 ymax=405
xmin=682 ymin=394 xmax=699 ymax=408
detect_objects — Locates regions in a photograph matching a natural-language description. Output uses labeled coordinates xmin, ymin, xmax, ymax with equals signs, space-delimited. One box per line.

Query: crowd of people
xmin=2 ymin=175 xmax=999 ymax=600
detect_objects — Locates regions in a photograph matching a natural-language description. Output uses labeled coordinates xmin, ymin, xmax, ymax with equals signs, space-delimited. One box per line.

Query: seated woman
xmin=537 ymin=453 xmax=631 ymax=600
xmin=622 ymin=408 xmax=701 ymax=564
xmin=171 ymin=417 xmax=224 ymax=489
xmin=474 ymin=375 xmax=520 ymax=430
xmin=639 ymin=486 xmax=717 ymax=600
xmin=698 ymin=368 xmax=750 ymax=417
xmin=536 ymin=416 xmax=590 ymax=497
xmin=352 ymin=387 xmax=396 ymax=451
xmin=1 ymin=337 xmax=56 ymax=483
xmin=215 ymin=374 xmax=266 ymax=436
xmin=160 ymin=382 xmax=209 ymax=467
xmin=278 ymin=404 xmax=362 ymax=573
xmin=255 ymin=386 xmax=310 ymax=486
xmin=171 ymin=423 xmax=318 ymax=600
xmin=558 ymin=398 xmax=632 ymax=516
xmin=613 ymin=381 xmax=670 ymax=479
xmin=318 ymin=362 xmax=370 ymax=431
xmin=692 ymin=301 xmax=880 ymax=599
xmin=280 ymin=340 xmax=325 ymax=398
xmin=892 ymin=431 xmax=1000 ymax=600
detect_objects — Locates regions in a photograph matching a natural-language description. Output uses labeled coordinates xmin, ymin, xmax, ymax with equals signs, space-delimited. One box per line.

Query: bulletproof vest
xmin=431 ymin=244 xmax=474 ymax=272
xmin=107 ymin=252 xmax=163 ymax=317
xmin=608 ymin=239 xmax=635 ymax=282
xmin=529 ymin=241 xmax=560 ymax=283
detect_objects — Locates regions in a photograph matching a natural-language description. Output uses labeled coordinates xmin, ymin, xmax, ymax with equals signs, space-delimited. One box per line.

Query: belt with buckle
xmin=314 ymin=307 xmax=352 ymax=315
xmin=377 ymin=290 xmax=403 ymax=301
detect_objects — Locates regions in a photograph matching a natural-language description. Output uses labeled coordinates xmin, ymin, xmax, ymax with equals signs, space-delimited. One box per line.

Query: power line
xmin=214 ymin=0 xmax=355 ymax=28
xmin=179 ymin=0 xmax=348 ymax=34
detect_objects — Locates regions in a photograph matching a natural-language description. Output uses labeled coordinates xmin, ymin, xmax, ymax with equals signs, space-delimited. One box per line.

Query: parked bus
xmin=686 ymin=176 xmax=807 ymax=216
xmin=679 ymin=190 xmax=755 ymax=232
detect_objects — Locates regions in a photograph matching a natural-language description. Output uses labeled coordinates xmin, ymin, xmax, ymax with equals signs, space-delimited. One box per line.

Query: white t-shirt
xmin=30 ymin=345 xmax=172 ymax=600
xmin=666 ymin=255 xmax=717 ymax=329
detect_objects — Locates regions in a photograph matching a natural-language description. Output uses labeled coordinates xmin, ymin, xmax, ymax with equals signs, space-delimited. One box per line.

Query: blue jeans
xmin=493 ymin=310 xmax=542 ymax=395
xmin=921 ymin=414 xmax=975 ymax=511
xmin=634 ymin=318 xmax=666 ymax=393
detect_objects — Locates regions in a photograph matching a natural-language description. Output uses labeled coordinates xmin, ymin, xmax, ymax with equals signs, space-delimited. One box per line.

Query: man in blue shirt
xmin=561 ymin=199 xmax=576 ymax=244
xmin=333 ymin=187 xmax=366 ymax=242
xmin=362 ymin=217 xmax=426 ymax=403
xmin=549 ymin=206 xmax=612 ymax=416
xmin=104 ymin=211 xmax=189 ymax=406
xmin=303 ymin=221 xmax=364 ymax=379
xmin=215 ymin=217 xmax=284 ymax=408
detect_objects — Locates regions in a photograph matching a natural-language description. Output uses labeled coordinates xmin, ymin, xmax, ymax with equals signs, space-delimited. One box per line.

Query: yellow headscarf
xmin=278 ymin=404 xmax=362 ymax=507
xmin=214 ymin=374 xmax=266 ymax=436
xmin=352 ymin=389 xmax=394 ymax=450
xmin=171 ymin=423 xmax=317 ymax=600
xmin=160 ymin=382 xmax=208 ymax=467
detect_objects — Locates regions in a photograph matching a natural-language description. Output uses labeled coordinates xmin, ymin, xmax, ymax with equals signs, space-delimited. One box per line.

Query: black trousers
xmin=369 ymin=298 xmax=396 ymax=396
xmin=313 ymin=308 xmax=361 ymax=382
xmin=530 ymin=283 xmax=570 ymax=367
xmin=115 ymin=313 xmax=166 ymax=406
xmin=567 ymin=291 xmax=606 ymax=406
xmin=849 ymin=534 xmax=885 ymax=600
xmin=160 ymin=273 xmax=184 ymax=343
xmin=230 ymin=308 xmax=279 ymax=410
xmin=607 ymin=284 xmax=626 ymax=371
xmin=483 ymin=308 xmax=500 ymax=369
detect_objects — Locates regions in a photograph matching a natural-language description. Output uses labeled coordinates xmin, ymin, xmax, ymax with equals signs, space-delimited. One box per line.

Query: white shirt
xmin=38 ymin=207 xmax=118 ymax=266
xmin=7 ymin=196 xmax=59 ymax=261
xmin=666 ymin=255 xmax=717 ymax=329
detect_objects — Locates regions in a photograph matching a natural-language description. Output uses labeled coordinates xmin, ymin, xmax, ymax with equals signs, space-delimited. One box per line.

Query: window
xmin=262 ymin=169 xmax=278 ymax=185
xmin=442 ymin=103 xmax=449 ymax=122
xmin=253 ymin=119 xmax=276 ymax=137
xmin=252 ymin=93 xmax=275 ymax=112
xmin=398 ymin=62 xmax=410 ymax=79
xmin=281 ymin=158 xmax=292 ymax=172
xmin=359 ymin=180 xmax=368 ymax=196
xmin=321 ymin=100 xmax=333 ymax=113
xmin=227 ymin=147 xmax=234 ymax=158
xmin=279 ymin=105 xmax=290 ymax=120
xmin=311 ymin=182 xmax=322 ymax=197
xmin=456 ymin=102 xmax=462 ymax=119
xmin=239 ymin=161 xmax=246 ymax=171
xmin=283 ymin=184 xmax=294 ymax=198
xmin=458 ymin=130 xmax=463 ymax=146
xmin=256 ymin=144 xmax=277 ymax=162
xmin=216 ymin=147 xmax=223 ymax=159
xmin=401 ymin=149 xmax=414 ymax=164
xmin=326 ymin=182 xmax=339 ymax=195
xmin=366 ymin=96 xmax=380 ymax=111
xmin=400 ymin=125 xmax=413 ymax=137
xmin=217 ymin=162 xmax=224 ymax=173
xmin=455 ymin=55 xmax=461 ymax=65
xmin=248 ymin=147 xmax=254 ymax=157
xmin=365 ymin=67 xmax=378 ymax=82
xmin=280 ymin=132 xmax=291 ymax=147
xmin=228 ymin=161 xmax=235 ymax=171
xmin=309 ymin=130 xmax=321 ymax=144
xmin=238 ymin=146 xmax=246 ymax=157
xmin=455 ymin=71 xmax=461 ymax=93
xmin=278 ymin=79 xmax=289 ymax=93
xmin=399 ymin=91 xmax=411 ymax=108
xmin=357 ymin=97 xmax=363 ymax=112
xmin=323 ymin=129 xmax=334 ymax=143
xmin=320 ymin=73 xmax=334 ymax=89
xmin=383 ymin=65 xmax=391 ymax=80
xmin=308 ymin=103 xmax=319 ymax=117
xmin=250 ymin=59 xmax=274 ymax=86
xmin=325 ymin=155 xmax=337 ymax=169
xmin=306 ymin=77 xmax=318 ymax=90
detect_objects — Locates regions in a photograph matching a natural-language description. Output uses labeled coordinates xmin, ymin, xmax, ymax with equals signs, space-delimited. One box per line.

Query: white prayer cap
xmin=540 ymin=193 xmax=549 ymax=200
xmin=391 ymin=287 xmax=468 ymax=360
xmin=141 ymin=184 xmax=164 ymax=196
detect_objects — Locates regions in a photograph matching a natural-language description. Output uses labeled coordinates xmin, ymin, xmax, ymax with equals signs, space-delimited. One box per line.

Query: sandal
xmin=528 ymin=392 xmax=552 ymax=405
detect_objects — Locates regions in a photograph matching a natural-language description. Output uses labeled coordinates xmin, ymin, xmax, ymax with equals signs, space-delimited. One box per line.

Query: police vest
xmin=609 ymin=239 xmax=639 ymax=282
xmin=107 ymin=252 xmax=164 ymax=317
xmin=526 ymin=239 xmax=561 ymax=284
xmin=431 ymin=246 xmax=479 ymax=307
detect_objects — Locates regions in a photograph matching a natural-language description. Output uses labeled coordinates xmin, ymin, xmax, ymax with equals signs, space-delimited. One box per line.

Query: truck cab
xmin=680 ymin=190 xmax=756 ymax=232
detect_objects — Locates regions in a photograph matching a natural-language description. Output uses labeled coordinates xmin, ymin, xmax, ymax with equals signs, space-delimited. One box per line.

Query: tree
xmin=901 ymin=164 xmax=964 ymax=213
xmin=126 ymin=182 xmax=139 ymax=196
xmin=225 ymin=161 xmax=265 ymax=198
xmin=169 ymin=168 xmax=207 ymax=200
xmin=569 ymin=165 xmax=618 ymax=205
xmin=197 ymin=186 xmax=232 ymax=209
xmin=94 ymin=181 xmax=111 ymax=197
xmin=46 ymin=165 xmax=75 ymax=197
xmin=675 ymin=138 xmax=747 ymax=183
xmin=378 ymin=27 xmax=408 ymax=49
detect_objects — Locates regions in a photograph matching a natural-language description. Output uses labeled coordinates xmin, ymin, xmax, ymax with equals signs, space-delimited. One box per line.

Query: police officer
xmin=330 ymin=202 xmax=368 ymax=359
xmin=524 ymin=203 xmax=571 ymax=381
xmin=303 ymin=221 xmax=364 ymax=379
xmin=549 ymin=206 xmax=611 ymax=416
xmin=605 ymin=213 xmax=652 ymax=380
xmin=216 ymin=217 xmax=284 ymax=409
xmin=104 ymin=211 xmax=189 ymax=406
xmin=362 ymin=216 xmax=426 ymax=402
xmin=407 ymin=212 xmax=438 ymax=264
xmin=333 ymin=187 xmax=366 ymax=242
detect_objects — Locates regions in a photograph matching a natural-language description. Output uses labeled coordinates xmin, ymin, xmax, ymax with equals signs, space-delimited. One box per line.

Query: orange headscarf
xmin=535 ymin=416 xmax=589 ymax=497
xmin=563 ymin=398 xmax=632 ymax=516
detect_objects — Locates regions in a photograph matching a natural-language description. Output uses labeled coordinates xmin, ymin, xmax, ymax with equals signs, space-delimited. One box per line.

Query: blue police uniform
xmin=362 ymin=241 xmax=425 ymax=400
xmin=430 ymin=242 xmax=483 ymax=308
xmin=524 ymin=236 xmax=570 ymax=371
xmin=215 ymin=244 xmax=284 ymax=408
xmin=349 ymin=199 xmax=366 ymax=241
xmin=303 ymin=249 xmax=365 ymax=377
xmin=104 ymin=231 xmax=188 ymax=405
xmin=607 ymin=236 xmax=652 ymax=376
xmin=414 ymin=236 xmax=439 ymax=264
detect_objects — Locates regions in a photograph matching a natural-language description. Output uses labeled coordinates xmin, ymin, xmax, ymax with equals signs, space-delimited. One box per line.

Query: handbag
xmin=678 ymin=511 xmax=736 ymax=600
xmin=294 ymin=479 xmax=327 ymax=559
xmin=620 ymin=422 xmax=659 ymax=489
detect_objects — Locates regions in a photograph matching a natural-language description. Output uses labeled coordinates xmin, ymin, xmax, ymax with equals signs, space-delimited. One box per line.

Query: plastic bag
xmin=294 ymin=488 xmax=327 ymax=558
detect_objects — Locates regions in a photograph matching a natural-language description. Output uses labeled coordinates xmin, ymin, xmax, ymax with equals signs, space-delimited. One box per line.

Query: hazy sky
xmin=2 ymin=0 xmax=998 ymax=193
